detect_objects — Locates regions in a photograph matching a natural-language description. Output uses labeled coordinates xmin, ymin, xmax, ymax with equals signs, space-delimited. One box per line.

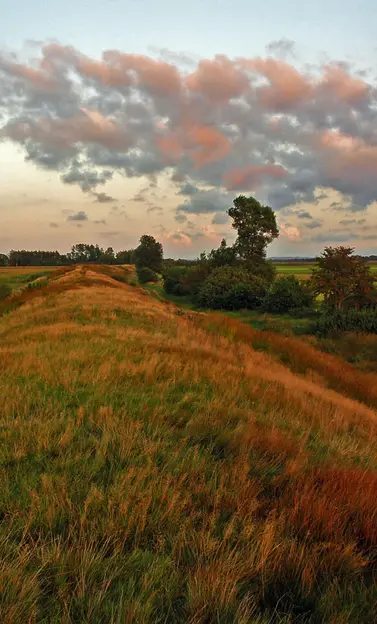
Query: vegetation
xmin=134 ymin=235 xmax=163 ymax=273
xmin=263 ymin=275 xmax=314 ymax=314
xmin=136 ymin=266 xmax=159 ymax=284
xmin=310 ymin=246 xmax=376 ymax=310
xmin=1 ymin=265 xmax=377 ymax=622
xmin=314 ymin=308 xmax=377 ymax=337
xmin=196 ymin=266 xmax=267 ymax=310
xmin=0 ymin=283 xmax=11 ymax=300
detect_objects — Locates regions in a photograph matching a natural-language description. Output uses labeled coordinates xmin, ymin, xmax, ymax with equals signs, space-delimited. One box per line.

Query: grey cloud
xmin=296 ymin=211 xmax=313 ymax=220
xmin=62 ymin=166 xmax=113 ymax=191
xmin=175 ymin=214 xmax=187 ymax=223
xmin=67 ymin=210 xmax=88 ymax=221
xmin=94 ymin=219 xmax=107 ymax=224
xmin=92 ymin=191 xmax=115 ymax=203
xmin=178 ymin=182 xmax=199 ymax=196
xmin=49 ymin=222 xmax=59 ymax=228
xmin=339 ymin=218 xmax=367 ymax=225
xmin=304 ymin=219 xmax=323 ymax=229
xmin=177 ymin=189 xmax=231 ymax=215
xmin=212 ymin=212 xmax=230 ymax=225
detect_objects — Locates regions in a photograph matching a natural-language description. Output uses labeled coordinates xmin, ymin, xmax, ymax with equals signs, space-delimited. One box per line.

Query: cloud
xmin=49 ymin=222 xmax=59 ymax=228
xmin=67 ymin=210 xmax=88 ymax=221
xmin=339 ymin=218 xmax=366 ymax=226
xmin=212 ymin=212 xmax=230 ymax=225
xmin=279 ymin=223 xmax=301 ymax=241
xmin=223 ymin=164 xmax=287 ymax=191
xmin=91 ymin=191 xmax=115 ymax=203
xmin=2 ymin=40 xmax=377 ymax=222
xmin=177 ymin=189 xmax=231 ymax=215
xmin=296 ymin=211 xmax=313 ymax=220
xmin=93 ymin=219 xmax=107 ymax=225
xmin=304 ymin=219 xmax=323 ymax=229
xmin=174 ymin=214 xmax=187 ymax=223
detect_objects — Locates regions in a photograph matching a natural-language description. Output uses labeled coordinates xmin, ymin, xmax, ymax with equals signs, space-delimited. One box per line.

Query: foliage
xmin=310 ymin=246 xmax=376 ymax=310
xmin=207 ymin=238 xmax=238 ymax=268
xmin=263 ymin=275 xmax=314 ymax=314
xmin=0 ymin=283 xmax=11 ymax=300
xmin=0 ymin=253 xmax=9 ymax=266
xmin=228 ymin=195 xmax=279 ymax=264
xmin=136 ymin=266 xmax=159 ymax=284
xmin=314 ymin=308 xmax=377 ymax=337
xmin=196 ymin=266 xmax=267 ymax=310
xmin=163 ymin=266 xmax=189 ymax=295
xmin=134 ymin=235 xmax=163 ymax=273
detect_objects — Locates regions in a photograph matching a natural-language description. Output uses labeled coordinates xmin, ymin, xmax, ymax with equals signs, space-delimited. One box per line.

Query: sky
xmin=1 ymin=0 xmax=377 ymax=258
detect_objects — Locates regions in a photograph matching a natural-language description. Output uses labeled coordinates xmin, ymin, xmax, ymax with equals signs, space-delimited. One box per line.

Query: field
xmin=0 ymin=264 xmax=377 ymax=622
xmin=274 ymin=262 xmax=377 ymax=280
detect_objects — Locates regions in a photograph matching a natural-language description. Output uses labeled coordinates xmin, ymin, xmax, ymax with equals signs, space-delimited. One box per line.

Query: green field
xmin=274 ymin=262 xmax=377 ymax=278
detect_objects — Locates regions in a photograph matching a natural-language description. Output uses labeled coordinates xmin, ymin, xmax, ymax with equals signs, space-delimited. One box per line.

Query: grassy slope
xmin=1 ymin=266 xmax=377 ymax=622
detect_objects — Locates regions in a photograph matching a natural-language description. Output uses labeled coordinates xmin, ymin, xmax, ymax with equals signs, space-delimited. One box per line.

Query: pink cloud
xmin=319 ymin=65 xmax=369 ymax=103
xmin=186 ymin=55 xmax=249 ymax=103
xmin=223 ymin=164 xmax=288 ymax=190
xmin=239 ymin=57 xmax=313 ymax=109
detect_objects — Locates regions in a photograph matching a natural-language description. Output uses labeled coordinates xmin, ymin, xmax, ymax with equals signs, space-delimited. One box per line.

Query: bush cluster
xmin=196 ymin=267 xmax=267 ymax=310
xmin=263 ymin=275 xmax=313 ymax=314
xmin=314 ymin=308 xmax=377 ymax=337
xmin=136 ymin=267 xmax=159 ymax=284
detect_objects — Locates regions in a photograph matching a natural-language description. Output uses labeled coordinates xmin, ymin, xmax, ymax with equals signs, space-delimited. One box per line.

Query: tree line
xmin=0 ymin=245 xmax=134 ymax=267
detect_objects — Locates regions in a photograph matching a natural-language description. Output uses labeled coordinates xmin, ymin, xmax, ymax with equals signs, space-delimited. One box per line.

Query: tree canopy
xmin=310 ymin=246 xmax=376 ymax=310
xmin=134 ymin=235 xmax=163 ymax=273
xmin=228 ymin=195 xmax=279 ymax=265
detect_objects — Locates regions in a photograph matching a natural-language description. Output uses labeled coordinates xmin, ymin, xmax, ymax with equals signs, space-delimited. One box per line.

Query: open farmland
xmin=0 ymin=265 xmax=377 ymax=622
xmin=274 ymin=262 xmax=377 ymax=280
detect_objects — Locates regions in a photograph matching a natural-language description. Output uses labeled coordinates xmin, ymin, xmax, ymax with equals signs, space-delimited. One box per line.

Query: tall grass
xmin=0 ymin=265 xmax=376 ymax=622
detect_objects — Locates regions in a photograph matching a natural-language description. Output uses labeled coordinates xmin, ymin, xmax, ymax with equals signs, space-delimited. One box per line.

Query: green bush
xmin=196 ymin=266 xmax=267 ymax=310
xmin=263 ymin=275 xmax=314 ymax=314
xmin=0 ymin=283 xmax=12 ymax=300
xmin=314 ymin=309 xmax=377 ymax=337
xmin=163 ymin=266 xmax=189 ymax=296
xmin=137 ymin=267 xmax=159 ymax=284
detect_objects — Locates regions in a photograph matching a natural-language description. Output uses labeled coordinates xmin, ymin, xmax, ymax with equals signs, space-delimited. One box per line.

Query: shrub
xmin=314 ymin=308 xmax=377 ymax=337
xmin=183 ymin=264 xmax=211 ymax=296
xmin=196 ymin=266 xmax=267 ymax=310
xmin=263 ymin=275 xmax=314 ymax=314
xmin=0 ymin=284 xmax=11 ymax=300
xmin=137 ymin=267 xmax=159 ymax=284
xmin=163 ymin=266 xmax=189 ymax=296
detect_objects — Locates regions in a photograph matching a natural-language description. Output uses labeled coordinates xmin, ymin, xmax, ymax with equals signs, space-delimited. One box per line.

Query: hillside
xmin=0 ymin=265 xmax=377 ymax=622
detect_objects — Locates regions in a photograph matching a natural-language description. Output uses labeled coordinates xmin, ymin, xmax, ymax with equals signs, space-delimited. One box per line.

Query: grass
xmin=1 ymin=265 xmax=377 ymax=622
xmin=273 ymin=262 xmax=377 ymax=280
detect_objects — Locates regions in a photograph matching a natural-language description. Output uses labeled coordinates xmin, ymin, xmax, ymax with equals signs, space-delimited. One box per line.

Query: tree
xmin=0 ymin=253 xmax=9 ymax=266
xmin=263 ymin=275 xmax=314 ymax=314
xmin=310 ymin=246 xmax=376 ymax=310
xmin=228 ymin=195 xmax=279 ymax=268
xmin=134 ymin=235 xmax=163 ymax=273
xmin=208 ymin=239 xmax=238 ymax=269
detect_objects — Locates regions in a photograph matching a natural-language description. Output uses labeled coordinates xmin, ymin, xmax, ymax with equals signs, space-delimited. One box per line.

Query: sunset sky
xmin=1 ymin=0 xmax=377 ymax=257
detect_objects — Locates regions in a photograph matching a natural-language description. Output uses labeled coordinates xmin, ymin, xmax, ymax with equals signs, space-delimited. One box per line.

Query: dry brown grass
xmin=0 ymin=266 xmax=377 ymax=621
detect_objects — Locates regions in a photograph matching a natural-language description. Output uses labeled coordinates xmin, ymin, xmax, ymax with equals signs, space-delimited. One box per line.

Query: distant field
xmin=274 ymin=262 xmax=377 ymax=279
xmin=0 ymin=266 xmax=58 ymax=293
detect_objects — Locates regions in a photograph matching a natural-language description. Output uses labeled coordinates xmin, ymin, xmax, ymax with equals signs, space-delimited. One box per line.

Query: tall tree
xmin=228 ymin=196 xmax=279 ymax=263
xmin=227 ymin=195 xmax=279 ymax=282
xmin=310 ymin=246 xmax=376 ymax=309
xmin=0 ymin=253 xmax=9 ymax=266
xmin=134 ymin=235 xmax=163 ymax=272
